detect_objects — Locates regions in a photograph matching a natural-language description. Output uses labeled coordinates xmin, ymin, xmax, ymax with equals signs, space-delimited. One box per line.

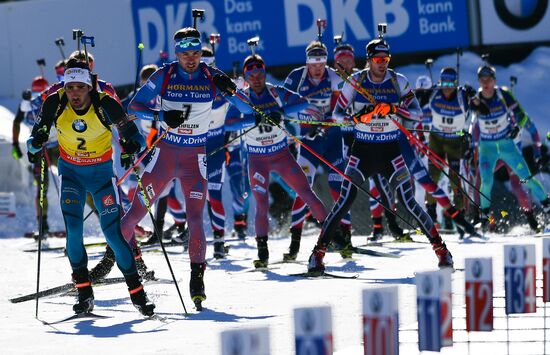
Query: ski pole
xmin=132 ymin=43 xmax=144 ymax=100
xmin=284 ymin=118 xmax=352 ymax=127
xmin=117 ymin=128 xmax=170 ymax=186
xmin=129 ymin=159 xmax=188 ymax=315
xmin=35 ymin=153 xmax=47 ymax=318
xmin=229 ymin=89 xmax=420 ymax=232
xmin=43 ymin=149 xmax=59 ymax=197
xmin=206 ymin=123 xmax=258 ymax=159
xmin=425 ymin=58 xmax=433 ymax=83
xmin=334 ymin=63 xmax=492 ymax=204
xmin=55 ymin=37 xmax=66 ymax=60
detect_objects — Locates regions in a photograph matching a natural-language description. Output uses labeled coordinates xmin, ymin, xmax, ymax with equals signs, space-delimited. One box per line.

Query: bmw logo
xmin=72 ymin=119 xmax=87 ymax=132
xmin=422 ymin=276 xmax=433 ymax=295
xmin=301 ymin=309 xmax=315 ymax=333
xmin=370 ymin=292 xmax=382 ymax=313
xmin=509 ymin=247 xmax=517 ymax=264
xmin=494 ymin=0 xmax=548 ymax=30
xmin=473 ymin=260 xmax=482 ymax=279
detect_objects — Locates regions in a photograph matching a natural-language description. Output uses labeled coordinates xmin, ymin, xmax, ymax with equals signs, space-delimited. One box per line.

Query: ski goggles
xmin=439 ymin=81 xmax=456 ymax=88
xmin=306 ymin=47 xmax=328 ymax=64
xmin=243 ymin=61 xmax=266 ymax=78
xmin=370 ymin=56 xmax=391 ymax=64
xmin=175 ymin=37 xmax=202 ymax=53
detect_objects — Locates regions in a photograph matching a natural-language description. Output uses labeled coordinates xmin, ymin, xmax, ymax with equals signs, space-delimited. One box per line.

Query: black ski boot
xmin=386 ymin=213 xmax=412 ymax=242
xmin=253 ymin=236 xmax=269 ymax=268
xmin=448 ymin=206 xmax=483 ymax=238
xmin=72 ymin=269 xmax=94 ymax=314
xmin=283 ymin=227 xmax=302 ymax=261
xmin=89 ymin=245 xmax=115 ymax=283
xmin=524 ymin=209 xmax=542 ymax=232
xmin=34 ymin=218 xmax=50 ymax=241
xmin=126 ymin=274 xmax=155 ymax=316
xmin=339 ymin=226 xmax=354 ymax=259
xmin=133 ymin=246 xmax=155 ymax=281
xmin=234 ymin=214 xmax=248 ymax=240
xmin=369 ymin=217 xmax=384 ymax=242
xmin=190 ymin=262 xmax=206 ymax=311
xmin=213 ymin=230 xmax=225 ymax=259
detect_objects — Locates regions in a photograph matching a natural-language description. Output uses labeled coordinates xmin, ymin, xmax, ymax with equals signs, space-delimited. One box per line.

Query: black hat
xmin=366 ymin=39 xmax=390 ymax=58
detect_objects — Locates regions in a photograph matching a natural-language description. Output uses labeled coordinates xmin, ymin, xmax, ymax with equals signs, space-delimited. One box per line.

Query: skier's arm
xmin=332 ymin=80 xmax=357 ymax=123
xmin=224 ymin=105 xmax=255 ymax=131
xmin=100 ymin=95 xmax=145 ymax=150
xmin=127 ymin=68 xmax=164 ymax=121
xmin=26 ymin=93 xmax=59 ymax=154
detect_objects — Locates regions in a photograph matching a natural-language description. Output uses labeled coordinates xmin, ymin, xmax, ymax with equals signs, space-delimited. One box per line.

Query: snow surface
xmin=1 ymin=48 xmax=550 ymax=354
xmin=2 ymin=229 xmax=550 ymax=355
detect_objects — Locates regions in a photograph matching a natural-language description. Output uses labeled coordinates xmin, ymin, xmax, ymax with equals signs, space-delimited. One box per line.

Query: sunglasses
xmin=176 ymin=38 xmax=201 ymax=48
xmin=440 ymin=81 xmax=456 ymax=88
xmin=243 ymin=62 xmax=266 ymax=73
xmin=371 ymin=56 xmax=391 ymax=64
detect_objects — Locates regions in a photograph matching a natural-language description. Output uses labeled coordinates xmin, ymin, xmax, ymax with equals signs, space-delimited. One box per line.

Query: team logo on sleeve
xmin=72 ymin=119 xmax=87 ymax=132
xmin=102 ymin=194 xmax=115 ymax=207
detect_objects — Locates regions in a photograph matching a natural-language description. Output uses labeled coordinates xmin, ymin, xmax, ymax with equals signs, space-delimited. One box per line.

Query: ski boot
xmin=283 ymin=227 xmax=301 ymax=261
xmin=126 ymin=274 xmax=155 ymax=316
xmin=33 ymin=218 xmax=50 ymax=241
xmin=339 ymin=226 xmax=354 ymax=259
xmin=448 ymin=206 xmax=483 ymax=239
xmin=89 ymin=245 xmax=115 ymax=283
xmin=253 ymin=236 xmax=269 ymax=269
xmin=213 ymin=230 xmax=225 ymax=259
xmin=233 ymin=214 xmax=248 ymax=240
xmin=369 ymin=217 xmax=384 ymax=242
xmin=524 ymin=209 xmax=542 ymax=233
xmin=431 ymin=237 xmax=454 ymax=269
xmin=133 ymin=246 xmax=155 ymax=281
xmin=307 ymin=243 xmax=327 ymax=275
xmin=134 ymin=225 xmax=152 ymax=240
xmin=190 ymin=262 xmax=206 ymax=311
xmin=72 ymin=269 xmax=94 ymax=314
xmin=387 ymin=215 xmax=412 ymax=242
xmin=173 ymin=222 xmax=189 ymax=251
xmin=480 ymin=209 xmax=495 ymax=234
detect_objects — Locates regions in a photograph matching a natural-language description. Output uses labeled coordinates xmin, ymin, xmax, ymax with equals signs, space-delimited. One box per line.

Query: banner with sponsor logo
xmin=130 ymin=0 xmax=470 ymax=71
xmin=480 ymin=0 xmax=550 ymax=44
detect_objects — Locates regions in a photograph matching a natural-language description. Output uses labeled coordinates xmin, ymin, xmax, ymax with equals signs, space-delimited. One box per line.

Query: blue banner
xmin=131 ymin=0 xmax=470 ymax=71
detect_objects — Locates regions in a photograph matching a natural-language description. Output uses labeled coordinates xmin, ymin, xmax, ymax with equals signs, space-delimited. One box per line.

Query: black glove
xmin=470 ymin=98 xmax=490 ymax=116
xmin=163 ymin=110 xmax=188 ymax=128
xmin=27 ymin=150 xmax=40 ymax=164
xmin=509 ymin=125 xmax=520 ymax=139
xmin=120 ymin=151 xmax=134 ymax=169
xmin=22 ymin=89 xmax=32 ymax=101
xmin=463 ymin=84 xmax=476 ymax=99
xmin=30 ymin=126 xmax=49 ymax=150
xmin=213 ymin=74 xmax=237 ymax=96
xmin=305 ymin=126 xmax=325 ymax=140
xmin=256 ymin=111 xmax=282 ymax=126
xmin=120 ymin=138 xmax=141 ymax=155
xmin=11 ymin=144 xmax=23 ymax=160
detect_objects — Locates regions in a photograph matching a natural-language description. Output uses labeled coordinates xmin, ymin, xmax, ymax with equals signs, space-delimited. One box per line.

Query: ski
xmin=41 ymin=312 xmax=110 ymax=325
xmin=9 ymin=276 xmax=171 ymax=304
xmin=288 ymin=271 xmax=359 ymax=279
xmin=23 ymin=241 xmax=109 ymax=253
xmin=327 ymin=246 xmax=400 ymax=258
xmin=24 ymin=230 xmax=66 ymax=239
xmin=9 ymin=277 xmax=127 ymax=304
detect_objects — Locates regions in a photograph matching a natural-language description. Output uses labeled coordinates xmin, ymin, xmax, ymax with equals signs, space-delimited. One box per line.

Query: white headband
xmin=306 ymin=56 xmax=327 ymax=64
xmin=64 ymin=68 xmax=92 ymax=87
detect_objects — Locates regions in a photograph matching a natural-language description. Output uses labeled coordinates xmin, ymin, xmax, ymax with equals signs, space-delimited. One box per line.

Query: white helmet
xmin=415 ymin=75 xmax=432 ymax=90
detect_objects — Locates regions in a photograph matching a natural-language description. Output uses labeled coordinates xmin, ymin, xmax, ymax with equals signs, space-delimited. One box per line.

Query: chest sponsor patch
xmin=72 ymin=119 xmax=87 ymax=133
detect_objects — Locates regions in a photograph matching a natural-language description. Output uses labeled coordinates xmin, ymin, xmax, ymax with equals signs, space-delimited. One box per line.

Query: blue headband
xmin=175 ymin=37 xmax=202 ymax=53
